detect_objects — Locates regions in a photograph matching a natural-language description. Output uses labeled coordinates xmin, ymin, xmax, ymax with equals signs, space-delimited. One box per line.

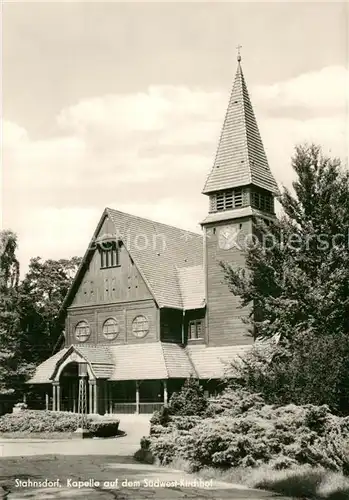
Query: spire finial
xmin=236 ymin=44 xmax=242 ymax=63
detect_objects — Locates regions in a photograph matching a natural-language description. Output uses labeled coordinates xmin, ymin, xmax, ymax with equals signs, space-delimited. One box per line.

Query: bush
xmin=147 ymin=388 xmax=349 ymax=474
xmin=168 ymin=378 xmax=208 ymax=417
xmin=87 ymin=419 xmax=119 ymax=438
xmin=205 ymin=387 xmax=265 ymax=417
xmin=0 ymin=410 xmax=120 ymax=437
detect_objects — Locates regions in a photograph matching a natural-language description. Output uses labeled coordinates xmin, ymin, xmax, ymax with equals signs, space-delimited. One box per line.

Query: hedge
xmin=145 ymin=389 xmax=349 ymax=473
xmin=0 ymin=410 xmax=120 ymax=437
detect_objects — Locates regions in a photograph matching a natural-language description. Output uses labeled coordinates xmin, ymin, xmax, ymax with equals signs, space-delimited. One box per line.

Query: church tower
xmin=201 ymin=52 xmax=278 ymax=347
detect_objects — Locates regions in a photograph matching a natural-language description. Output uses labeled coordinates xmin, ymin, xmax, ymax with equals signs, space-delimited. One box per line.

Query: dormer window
xmin=100 ymin=242 xmax=119 ymax=269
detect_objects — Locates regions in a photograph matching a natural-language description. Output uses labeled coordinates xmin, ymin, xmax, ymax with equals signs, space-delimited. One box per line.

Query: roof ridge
xmin=239 ymin=65 xmax=253 ymax=185
xmin=106 ymin=207 xmax=202 ymax=237
xmin=183 ymin=345 xmax=199 ymax=377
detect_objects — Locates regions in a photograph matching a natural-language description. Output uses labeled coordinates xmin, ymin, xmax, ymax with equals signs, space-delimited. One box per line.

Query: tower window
xmin=100 ymin=242 xmax=119 ymax=269
xmin=188 ymin=320 xmax=204 ymax=340
xmin=209 ymin=188 xmax=247 ymax=212
xmin=251 ymin=191 xmax=274 ymax=213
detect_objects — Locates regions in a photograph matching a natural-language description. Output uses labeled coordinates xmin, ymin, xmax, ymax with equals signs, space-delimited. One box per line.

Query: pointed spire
xmin=203 ymin=57 xmax=278 ymax=195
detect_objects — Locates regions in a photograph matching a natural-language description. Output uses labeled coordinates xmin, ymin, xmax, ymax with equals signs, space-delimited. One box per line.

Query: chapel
xmin=29 ymin=55 xmax=278 ymax=414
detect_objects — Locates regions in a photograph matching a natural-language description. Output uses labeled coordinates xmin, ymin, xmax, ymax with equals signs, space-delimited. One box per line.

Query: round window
xmin=75 ymin=320 xmax=90 ymax=342
xmin=103 ymin=318 xmax=119 ymax=340
xmin=132 ymin=315 xmax=149 ymax=338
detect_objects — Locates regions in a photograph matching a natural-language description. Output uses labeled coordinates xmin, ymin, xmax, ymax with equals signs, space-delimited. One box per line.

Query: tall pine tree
xmin=222 ymin=145 xmax=349 ymax=413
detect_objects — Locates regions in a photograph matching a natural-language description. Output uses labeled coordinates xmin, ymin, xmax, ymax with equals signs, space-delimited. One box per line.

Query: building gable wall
xmin=71 ymin=216 xmax=153 ymax=307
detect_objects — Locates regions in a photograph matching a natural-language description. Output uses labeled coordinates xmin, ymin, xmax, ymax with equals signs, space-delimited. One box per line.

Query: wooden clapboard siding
xmin=71 ymin=216 xmax=153 ymax=307
xmin=65 ymin=299 xmax=159 ymax=346
xmin=204 ymin=217 xmax=253 ymax=346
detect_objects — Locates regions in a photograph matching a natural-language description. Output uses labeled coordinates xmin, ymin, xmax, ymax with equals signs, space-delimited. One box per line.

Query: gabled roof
xmin=177 ymin=265 xmax=205 ymax=310
xmin=203 ymin=59 xmax=279 ymax=196
xmin=107 ymin=208 xmax=203 ymax=309
xmin=61 ymin=208 xmax=203 ymax=312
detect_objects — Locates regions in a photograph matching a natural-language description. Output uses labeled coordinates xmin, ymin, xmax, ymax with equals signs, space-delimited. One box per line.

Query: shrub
xmin=150 ymin=405 xmax=171 ymax=431
xmin=168 ymin=377 xmax=208 ymax=417
xmin=87 ymin=419 xmax=119 ymax=438
xmin=147 ymin=388 xmax=349 ymax=474
xmin=205 ymin=387 xmax=265 ymax=417
xmin=0 ymin=410 xmax=120 ymax=437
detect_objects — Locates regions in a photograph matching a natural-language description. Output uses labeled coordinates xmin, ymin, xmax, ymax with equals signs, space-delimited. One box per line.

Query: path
xmin=0 ymin=415 xmax=291 ymax=499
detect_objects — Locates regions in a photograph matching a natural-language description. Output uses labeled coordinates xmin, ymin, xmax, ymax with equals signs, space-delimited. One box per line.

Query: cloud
xmin=254 ymin=65 xmax=349 ymax=112
xmin=3 ymin=65 xmax=348 ymax=273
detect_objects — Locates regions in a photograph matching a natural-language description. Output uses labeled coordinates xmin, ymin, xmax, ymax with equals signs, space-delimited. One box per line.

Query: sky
xmin=2 ymin=1 xmax=349 ymax=274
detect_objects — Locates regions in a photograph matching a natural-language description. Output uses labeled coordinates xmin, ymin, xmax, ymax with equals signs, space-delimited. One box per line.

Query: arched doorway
xmin=59 ymin=362 xmax=89 ymax=413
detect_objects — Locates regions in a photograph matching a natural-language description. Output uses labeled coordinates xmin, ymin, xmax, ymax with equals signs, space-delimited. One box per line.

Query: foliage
xmin=249 ymin=465 xmax=349 ymax=500
xmin=232 ymin=332 xmax=349 ymax=415
xmin=0 ymin=410 xmax=119 ymax=436
xmin=150 ymin=405 xmax=171 ymax=431
xmin=19 ymin=256 xmax=81 ymax=367
xmin=205 ymin=387 xmax=265 ymax=417
xmin=222 ymin=144 xmax=349 ymax=342
xmin=0 ymin=231 xmax=81 ymax=399
xmin=167 ymin=377 xmax=208 ymax=417
xmin=147 ymin=388 xmax=349 ymax=474
xmin=0 ymin=230 xmax=23 ymax=396
xmin=220 ymin=145 xmax=349 ymax=414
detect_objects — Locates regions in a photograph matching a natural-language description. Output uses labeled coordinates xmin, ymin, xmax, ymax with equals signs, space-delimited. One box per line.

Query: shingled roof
xmin=28 ymin=343 xmax=197 ymax=383
xmin=61 ymin=208 xmax=204 ymax=312
xmin=203 ymin=59 xmax=278 ymax=195
xmin=177 ymin=265 xmax=205 ymax=310
xmin=106 ymin=208 xmax=203 ymax=309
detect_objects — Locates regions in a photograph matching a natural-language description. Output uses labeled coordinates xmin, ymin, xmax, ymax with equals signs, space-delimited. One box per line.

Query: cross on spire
xmin=236 ymin=44 xmax=242 ymax=62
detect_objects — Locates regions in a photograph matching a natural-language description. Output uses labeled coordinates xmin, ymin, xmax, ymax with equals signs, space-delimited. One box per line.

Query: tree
xmin=18 ymin=256 xmax=81 ymax=366
xmin=0 ymin=230 xmax=23 ymax=396
xmin=221 ymin=145 xmax=349 ymax=414
xmin=222 ymin=144 xmax=349 ymax=344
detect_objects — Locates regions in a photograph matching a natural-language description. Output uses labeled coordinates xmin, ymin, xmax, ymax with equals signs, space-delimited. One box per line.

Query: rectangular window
xmin=188 ymin=320 xmax=204 ymax=340
xmin=100 ymin=244 xmax=119 ymax=269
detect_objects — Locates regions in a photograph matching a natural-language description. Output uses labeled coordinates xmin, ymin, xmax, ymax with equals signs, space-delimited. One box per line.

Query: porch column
xmin=52 ymin=383 xmax=57 ymax=411
xmin=73 ymin=381 xmax=77 ymax=413
xmin=135 ymin=381 xmax=140 ymax=414
xmin=88 ymin=381 xmax=93 ymax=414
xmin=56 ymin=383 xmax=61 ymax=411
xmin=93 ymin=381 xmax=98 ymax=414
xmin=109 ymin=384 xmax=113 ymax=414
xmin=163 ymin=380 xmax=168 ymax=406
xmin=45 ymin=392 xmax=49 ymax=410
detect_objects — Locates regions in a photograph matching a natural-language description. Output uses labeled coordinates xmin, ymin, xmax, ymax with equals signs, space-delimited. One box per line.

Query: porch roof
xmin=28 ymin=342 xmax=196 ymax=384
xmin=108 ymin=343 xmax=196 ymax=380
xmin=185 ymin=344 xmax=252 ymax=379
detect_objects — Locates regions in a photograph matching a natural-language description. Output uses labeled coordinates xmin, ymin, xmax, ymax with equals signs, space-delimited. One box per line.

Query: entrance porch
xmin=28 ymin=378 xmax=185 ymax=415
